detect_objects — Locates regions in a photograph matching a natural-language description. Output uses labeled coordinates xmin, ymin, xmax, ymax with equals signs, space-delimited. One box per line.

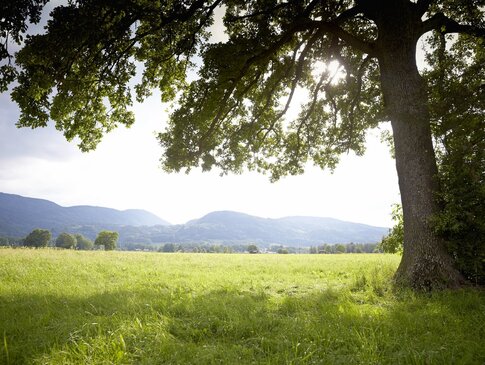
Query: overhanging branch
xmin=420 ymin=12 xmax=485 ymax=38
xmin=334 ymin=5 xmax=363 ymax=24
xmin=314 ymin=20 xmax=376 ymax=56
xmin=416 ymin=0 xmax=434 ymax=17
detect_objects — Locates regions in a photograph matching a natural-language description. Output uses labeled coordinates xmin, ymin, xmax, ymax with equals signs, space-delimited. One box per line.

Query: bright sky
xmin=0 ymin=5 xmax=400 ymax=227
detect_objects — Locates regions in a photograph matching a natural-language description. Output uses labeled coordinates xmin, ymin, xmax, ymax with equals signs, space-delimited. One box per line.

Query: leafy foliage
xmin=10 ymin=0 xmax=216 ymax=151
xmin=378 ymin=205 xmax=403 ymax=255
xmin=159 ymin=1 xmax=384 ymax=179
xmin=423 ymin=31 xmax=485 ymax=284
xmin=9 ymin=0 xmax=482 ymax=180
xmin=8 ymin=0 xmax=386 ymax=176
xmin=23 ymin=228 xmax=51 ymax=247
xmin=0 ymin=0 xmax=48 ymax=91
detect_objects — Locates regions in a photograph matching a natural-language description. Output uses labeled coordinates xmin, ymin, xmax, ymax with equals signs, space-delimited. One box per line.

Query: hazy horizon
xmin=0 ymin=191 xmax=392 ymax=228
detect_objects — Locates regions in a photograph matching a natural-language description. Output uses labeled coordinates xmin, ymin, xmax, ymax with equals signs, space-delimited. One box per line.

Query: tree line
xmin=110 ymin=242 xmax=380 ymax=254
xmin=1 ymin=229 xmax=383 ymax=254
xmin=309 ymin=243 xmax=379 ymax=254
xmin=0 ymin=229 xmax=119 ymax=251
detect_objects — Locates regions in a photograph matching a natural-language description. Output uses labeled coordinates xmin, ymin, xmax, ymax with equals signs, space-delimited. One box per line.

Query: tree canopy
xmin=55 ymin=232 xmax=76 ymax=249
xmin=95 ymin=230 xmax=119 ymax=251
xmin=0 ymin=0 xmax=47 ymax=91
xmin=3 ymin=0 xmax=484 ymax=289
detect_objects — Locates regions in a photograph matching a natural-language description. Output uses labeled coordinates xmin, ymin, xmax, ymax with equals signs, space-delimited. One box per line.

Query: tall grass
xmin=0 ymin=248 xmax=483 ymax=364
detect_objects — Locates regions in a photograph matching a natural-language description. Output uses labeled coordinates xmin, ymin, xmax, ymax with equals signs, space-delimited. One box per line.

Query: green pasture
xmin=0 ymin=249 xmax=483 ymax=364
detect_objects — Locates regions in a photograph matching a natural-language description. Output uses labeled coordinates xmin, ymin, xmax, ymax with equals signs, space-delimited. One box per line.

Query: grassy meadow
xmin=0 ymin=248 xmax=484 ymax=364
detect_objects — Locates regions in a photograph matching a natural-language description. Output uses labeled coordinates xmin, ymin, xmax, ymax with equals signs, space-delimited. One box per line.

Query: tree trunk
xmin=372 ymin=0 xmax=464 ymax=290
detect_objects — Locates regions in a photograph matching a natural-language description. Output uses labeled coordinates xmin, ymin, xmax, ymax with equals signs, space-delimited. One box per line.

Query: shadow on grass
xmin=1 ymin=286 xmax=484 ymax=364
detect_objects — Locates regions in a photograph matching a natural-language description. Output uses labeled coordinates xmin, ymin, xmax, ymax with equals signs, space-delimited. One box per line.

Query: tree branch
xmin=310 ymin=20 xmax=375 ymax=56
xmin=225 ymin=2 xmax=289 ymax=22
xmin=276 ymin=29 xmax=324 ymax=120
xmin=420 ymin=12 xmax=485 ymax=38
xmin=416 ymin=0 xmax=434 ymax=17
xmin=249 ymin=38 xmax=306 ymax=130
xmin=334 ymin=5 xmax=362 ymax=24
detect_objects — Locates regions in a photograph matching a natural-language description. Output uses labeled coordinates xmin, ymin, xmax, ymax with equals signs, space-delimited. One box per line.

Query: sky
xmin=0 ymin=5 xmax=401 ymax=227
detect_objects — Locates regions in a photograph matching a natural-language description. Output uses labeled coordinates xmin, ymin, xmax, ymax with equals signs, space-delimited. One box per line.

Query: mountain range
xmin=0 ymin=192 xmax=389 ymax=246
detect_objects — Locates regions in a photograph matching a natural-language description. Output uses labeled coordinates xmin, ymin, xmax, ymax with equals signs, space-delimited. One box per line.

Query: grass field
xmin=0 ymin=248 xmax=484 ymax=364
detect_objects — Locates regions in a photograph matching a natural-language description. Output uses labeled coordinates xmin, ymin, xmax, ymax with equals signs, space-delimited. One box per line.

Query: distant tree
xmin=94 ymin=231 xmax=118 ymax=251
xmin=335 ymin=244 xmax=346 ymax=254
xmin=319 ymin=244 xmax=334 ymax=254
xmin=55 ymin=232 xmax=76 ymax=249
xmin=346 ymin=243 xmax=356 ymax=253
xmin=0 ymin=236 xmax=23 ymax=247
xmin=0 ymin=237 xmax=10 ymax=246
xmin=247 ymin=244 xmax=259 ymax=254
xmin=162 ymin=243 xmax=176 ymax=253
xmin=209 ymin=244 xmax=223 ymax=253
xmin=277 ymin=248 xmax=289 ymax=254
xmin=75 ymin=234 xmax=94 ymax=250
xmin=379 ymin=204 xmax=404 ymax=254
xmin=24 ymin=229 xmax=51 ymax=248
xmin=309 ymin=246 xmax=318 ymax=254
xmin=364 ymin=243 xmax=379 ymax=253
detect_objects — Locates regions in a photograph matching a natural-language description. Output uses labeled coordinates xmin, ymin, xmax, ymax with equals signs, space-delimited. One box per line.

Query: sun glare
xmin=312 ymin=60 xmax=346 ymax=84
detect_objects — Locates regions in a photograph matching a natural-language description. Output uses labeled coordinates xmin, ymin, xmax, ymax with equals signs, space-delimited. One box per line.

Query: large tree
xmin=24 ymin=228 xmax=51 ymax=248
xmin=4 ymin=0 xmax=485 ymax=289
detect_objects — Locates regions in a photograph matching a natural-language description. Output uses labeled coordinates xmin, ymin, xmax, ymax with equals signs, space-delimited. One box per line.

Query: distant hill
xmin=0 ymin=193 xmax=388 ymax=246
xmin=0 ymin=192 xmax=170 ymax=237
xmin=178 ymin=211 xmax=388 ymax=245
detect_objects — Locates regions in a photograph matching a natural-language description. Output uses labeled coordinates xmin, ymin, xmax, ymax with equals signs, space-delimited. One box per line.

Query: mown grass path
xmin=0 ymin=249 xmax=484 ymax=364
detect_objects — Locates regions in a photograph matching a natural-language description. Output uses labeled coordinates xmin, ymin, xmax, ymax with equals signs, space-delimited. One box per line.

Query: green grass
xmin=0 ymin=248 xmax=484 ymax=364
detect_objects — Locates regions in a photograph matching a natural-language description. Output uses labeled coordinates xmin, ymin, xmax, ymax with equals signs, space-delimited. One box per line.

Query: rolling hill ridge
xmin=0 ymin=192 xmax=170 ymax=237
xmin=0 ymin=192 xmax=388 ymax=246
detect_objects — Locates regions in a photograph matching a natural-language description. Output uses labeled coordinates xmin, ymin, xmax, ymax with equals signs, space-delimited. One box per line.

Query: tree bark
xmin=371 ymin=0 xmax=464 ymax=290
